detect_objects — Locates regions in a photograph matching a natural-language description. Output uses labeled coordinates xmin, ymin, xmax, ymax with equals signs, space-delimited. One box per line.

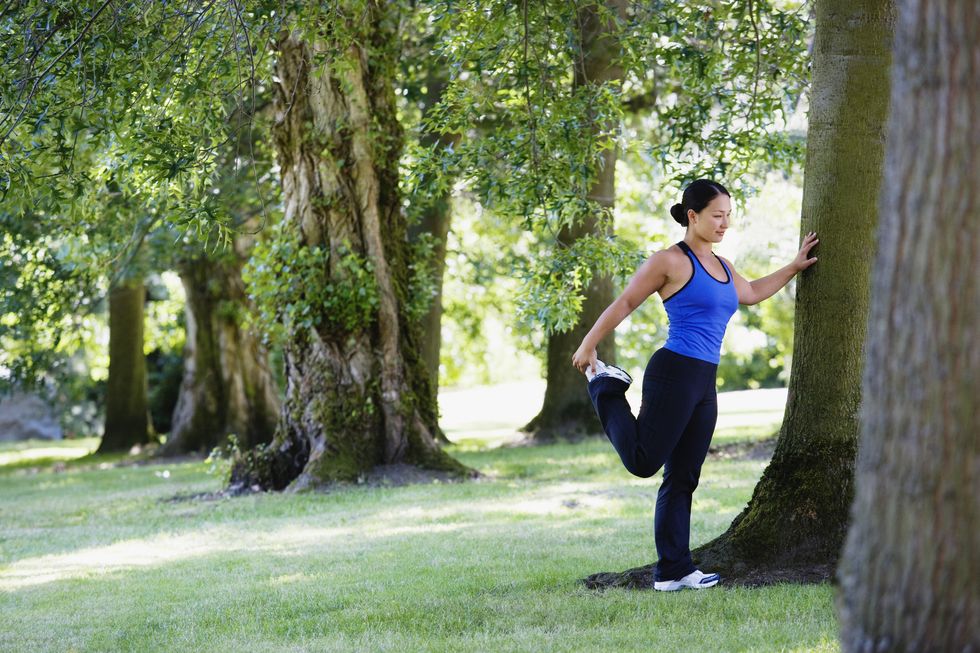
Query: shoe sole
xmin=587 ymin=368 xmax=633 ymax=385
xmin=653 ymin=576 xmax=720 ymax=591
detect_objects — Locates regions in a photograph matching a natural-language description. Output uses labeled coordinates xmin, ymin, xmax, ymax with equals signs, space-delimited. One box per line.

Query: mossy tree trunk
xmin=524 ymin=0 xmax=626 ymax=441
xmin=837 ymin=1 xmax=980 ymax=649
xmin=229 ymin=4 xmax=471 ymax=492
xmin=160 ymin=247 xmax=279 ymax=456
xmin=98 ymin=277 xmax=153 ymax=453
xmin=583 ymin=0 xmax=895 ymax=589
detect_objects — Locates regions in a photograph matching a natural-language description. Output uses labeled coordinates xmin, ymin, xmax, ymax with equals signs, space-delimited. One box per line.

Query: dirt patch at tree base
xmin=350 ymin=463 xmax=479 ymax=488
xmin=162 ymin=462 xmax=481 ymax=503
xmin=582 ymin=561 xmax=835 ymax=590
xmin=708 ymin=436 xmax=778 ymax=461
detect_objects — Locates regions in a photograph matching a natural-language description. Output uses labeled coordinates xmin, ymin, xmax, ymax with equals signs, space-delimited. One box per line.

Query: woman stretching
xmin=571 ymin=179 xmax=819 ymax=591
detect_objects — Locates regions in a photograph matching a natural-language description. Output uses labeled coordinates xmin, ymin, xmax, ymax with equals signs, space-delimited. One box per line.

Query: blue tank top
xmin=661 ymin=241 xmax=739 ymax=364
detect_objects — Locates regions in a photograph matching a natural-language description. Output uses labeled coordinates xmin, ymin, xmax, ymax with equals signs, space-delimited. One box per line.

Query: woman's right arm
xmin=571 ymin=251 xmax=671 ymax=374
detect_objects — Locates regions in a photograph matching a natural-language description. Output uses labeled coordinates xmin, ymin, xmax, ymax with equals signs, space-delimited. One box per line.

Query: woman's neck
xmin=683 ymin=233 xmax=713 ymax=257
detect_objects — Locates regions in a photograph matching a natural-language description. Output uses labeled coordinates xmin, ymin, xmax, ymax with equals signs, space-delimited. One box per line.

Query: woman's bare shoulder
xmin=647 ymin=243 xmax=686 ymax=259
xmin=646 ymin=244 xmax=689 ymax=273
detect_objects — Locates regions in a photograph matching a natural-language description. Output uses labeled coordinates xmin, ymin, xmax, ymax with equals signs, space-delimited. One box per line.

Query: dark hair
xmin=669 ymin=179 xmax=731 ymax=227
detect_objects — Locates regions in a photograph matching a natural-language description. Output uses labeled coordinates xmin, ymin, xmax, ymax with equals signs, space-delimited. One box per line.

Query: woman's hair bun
xmin=672 ymin=179 xmax=731 ymax=229
xmin=670 ymin=203 xmax=688 ymax=226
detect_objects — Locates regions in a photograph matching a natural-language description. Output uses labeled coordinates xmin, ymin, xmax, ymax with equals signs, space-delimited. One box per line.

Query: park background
xmin=1 ymin=1 xmax=975 ymax=652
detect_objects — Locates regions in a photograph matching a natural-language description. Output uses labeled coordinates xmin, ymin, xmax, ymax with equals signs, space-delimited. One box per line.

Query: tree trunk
xmin=523 ymin=0 xmax=627 ymax=441
xmin=229 ymin=4 xmax=471 ymax=492
xmin=98 ymin=277 xmax=153 ymax=452
xmin=836 ymin=2 xmax=980 ymax=650
xmin=160 ymin=249 xmax=279 ymax=456
xmin=407 ymin=69 xmax=460 ymax=444
xmin=583 ymin=0 xmax=894 ymax=589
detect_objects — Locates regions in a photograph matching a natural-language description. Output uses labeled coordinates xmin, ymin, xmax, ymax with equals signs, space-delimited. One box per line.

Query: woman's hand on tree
xmin=793 ymin=232 xmax=820 ymax=271
xmin=571 ymin=344 xmax=598 ymax=376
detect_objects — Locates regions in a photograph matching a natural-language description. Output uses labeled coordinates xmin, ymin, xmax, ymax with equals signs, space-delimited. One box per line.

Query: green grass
xmin=0 ymin=388 xmax=838 ymax=653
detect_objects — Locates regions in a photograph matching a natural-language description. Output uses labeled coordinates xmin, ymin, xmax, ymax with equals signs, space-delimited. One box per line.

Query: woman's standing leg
xmin=653 ymin=387 xmax=718 ymax=581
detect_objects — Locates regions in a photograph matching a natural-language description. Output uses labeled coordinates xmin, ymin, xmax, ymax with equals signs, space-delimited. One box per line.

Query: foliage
xmin=0 ymin=1 xmax=284 ymax=391
xmin=242 ymin=225 xmax=381 ymax=346
xmin=0 ymin=0 xmax=813 ymax=398
xmin=0 ymin=1 xmax=280 ymax=237
xmin=517 ymin=233 xmax=646 ymax=334
xmin=404 ymin=230 xmax=441 ymax=325
xmin=146 ymin=348 xmax=183 ymax=435
xmin=143 ymin=271 xmax=187 ymax=433
xmin=414 ymin=0 xmax=811 ymax=336
xmin=0 ymin=223 xmax=101 ymax=389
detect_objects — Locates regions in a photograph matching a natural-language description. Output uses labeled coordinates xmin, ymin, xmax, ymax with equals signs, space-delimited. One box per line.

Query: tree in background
xmin=400 ymin=18 xmax=461 ymax=424
xmin=97 ymin=270 xmax=152 ymax=453
xmin=231 ymin=2 xmax=471 ymax=490
xmin=584 ymin=0 xmax=895 ymax=588
xmin=164 ymin=240 xmax=280 ymax=455
xmin=522 ymin=1 xmax=627 ymax=440
xmin=162 ymin=98 xmax=282 ymax=456
xmin=837 ymin=1 xmax=979 ymax=648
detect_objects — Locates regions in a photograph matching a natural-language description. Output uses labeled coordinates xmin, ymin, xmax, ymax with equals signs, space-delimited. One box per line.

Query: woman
xmin=571 ymin=179 xmax=819 ymax=591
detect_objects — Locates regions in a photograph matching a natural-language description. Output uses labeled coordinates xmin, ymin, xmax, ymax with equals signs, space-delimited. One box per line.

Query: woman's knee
xmin=625 ymin=461 xmax=658 ymax=478
xmin=662 ymin=469 xmax=701 ymax=491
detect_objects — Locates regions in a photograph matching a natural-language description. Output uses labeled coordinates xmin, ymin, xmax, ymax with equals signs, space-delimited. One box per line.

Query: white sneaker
xmin=585 ymin=359 xmax=633 ymax=385
xmin=653 ymin=569 xmax=720 ymax=591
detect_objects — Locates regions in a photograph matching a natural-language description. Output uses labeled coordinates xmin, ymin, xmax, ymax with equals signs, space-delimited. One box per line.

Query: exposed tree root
xmin=581 ymin=560 xmax=834 ymax=591
xmin=582 ymin=533 xmax=837 ymax=590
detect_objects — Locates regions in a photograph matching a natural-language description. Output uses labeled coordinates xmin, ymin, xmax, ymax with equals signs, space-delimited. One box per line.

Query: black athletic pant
xmin=587 ymin=347 xmax=718 ymax=582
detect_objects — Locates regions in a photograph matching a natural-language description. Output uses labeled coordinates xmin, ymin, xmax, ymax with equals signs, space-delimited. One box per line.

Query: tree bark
xmin=98 ymin=277 xmax=153 ymax=452
xmin=836 ymin=1 xmax=980 ymax=650
xmin=524 ymin=0 xmax=626 ymax=441
xmin=229 ymin=4 xmax=471 ymax=492
xmin=160 ymin=246 xmax=279 ymax=456
xmin=582 ymin=0 xmax=895 ymax=588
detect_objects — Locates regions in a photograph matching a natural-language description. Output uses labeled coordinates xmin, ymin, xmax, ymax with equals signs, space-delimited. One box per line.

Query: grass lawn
xmin=0 ymin=385 xmax=839 ymax=653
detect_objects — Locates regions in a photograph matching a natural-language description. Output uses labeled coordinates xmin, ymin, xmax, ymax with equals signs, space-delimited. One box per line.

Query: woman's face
xmin=688 ymin=194 xmax=731 ymax=242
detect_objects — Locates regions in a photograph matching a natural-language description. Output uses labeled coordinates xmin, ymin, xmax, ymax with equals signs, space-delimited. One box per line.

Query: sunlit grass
xmin=0 ymin=437 xmax=99 ymax=468
xmin=0 ymin=385 xmax=838 ymax=652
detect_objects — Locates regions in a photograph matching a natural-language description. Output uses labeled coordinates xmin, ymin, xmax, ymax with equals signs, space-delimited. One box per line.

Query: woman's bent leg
xmin=653 ymin=392 xmax=718 ymax=581
xmin=587 ymin=348 xmax=702 ymax=478
xmin=632 ymin=350 xmax=705 ymax=475
xmin=587 ymin=376 xmax=654 ymax=477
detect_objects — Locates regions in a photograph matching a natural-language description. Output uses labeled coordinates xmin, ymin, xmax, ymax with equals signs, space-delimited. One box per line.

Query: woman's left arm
xmin=720 ymin=232 xmax=819 ymax=306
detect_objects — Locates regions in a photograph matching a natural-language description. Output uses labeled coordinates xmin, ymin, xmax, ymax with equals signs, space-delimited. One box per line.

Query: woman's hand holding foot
xmin=571 ymin=344 xmax=598 ymax=376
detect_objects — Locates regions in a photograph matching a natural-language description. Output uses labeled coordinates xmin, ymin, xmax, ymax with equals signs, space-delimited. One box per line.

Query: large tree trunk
xmin=407 ymin=69 xmax=460 ymax=444
xmin=836 ymin=2 xmax=980 ymax=650
xmin=98 ymin=277 xmax=153 ymax=453
xmin=159 ymin=248 xmax=279 ymax=456
xmin=523 ymin=0 xmax=627 ymax=441
xmin=583 ymin=0 xmax=894 ymax=589
xmin=229 ymin=4 xmax=471 ymax=492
